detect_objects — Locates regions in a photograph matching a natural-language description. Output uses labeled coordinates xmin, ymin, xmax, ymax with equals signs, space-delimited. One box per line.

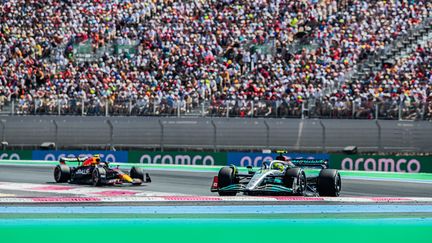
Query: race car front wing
xmin=211 ymin=176 xmax=293 ymax=194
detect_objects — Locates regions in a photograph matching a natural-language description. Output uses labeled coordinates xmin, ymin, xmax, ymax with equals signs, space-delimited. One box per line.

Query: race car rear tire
xmin=92 ymin=167 xmax=106 ymax=187
xmin=130 ymin=166 xmax=145 ymax=181
xmin=317 ymin=169 xmax=341 ymax=197
xmin=54 ymin=164 xmax=71 ymax=183
xmin=218 ymin=166 xmax=237 ymax=196
xmin=283 ymin=168 xmax=306 ymax=196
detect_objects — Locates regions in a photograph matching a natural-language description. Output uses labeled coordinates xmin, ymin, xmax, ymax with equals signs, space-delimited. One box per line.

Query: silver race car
xmin=211 ymin=159 xmax=341 ymax=196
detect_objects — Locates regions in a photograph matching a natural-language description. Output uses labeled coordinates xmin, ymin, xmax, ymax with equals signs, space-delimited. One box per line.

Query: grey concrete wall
xmin=0 ymin=116 xmax=431 ymax=152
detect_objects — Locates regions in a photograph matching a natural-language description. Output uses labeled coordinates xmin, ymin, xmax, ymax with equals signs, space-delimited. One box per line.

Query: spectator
xmin=0 ymin=0 xmax=430 ymax=119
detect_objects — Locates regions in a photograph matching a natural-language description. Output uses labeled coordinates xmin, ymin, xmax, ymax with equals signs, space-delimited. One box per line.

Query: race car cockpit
xmin=262 ymin=160 xmax=295 ymax=171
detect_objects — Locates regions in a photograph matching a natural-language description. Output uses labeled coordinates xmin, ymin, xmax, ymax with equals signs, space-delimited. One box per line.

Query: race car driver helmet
xmin=93 ymin=154 xmax=101 ymax=163
xmin=272 ymin=162 xmax=284 ymax=171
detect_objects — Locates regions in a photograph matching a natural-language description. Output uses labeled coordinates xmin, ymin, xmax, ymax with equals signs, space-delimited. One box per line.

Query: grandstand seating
xmin=0 ymin=0 xmax=430 ymax=119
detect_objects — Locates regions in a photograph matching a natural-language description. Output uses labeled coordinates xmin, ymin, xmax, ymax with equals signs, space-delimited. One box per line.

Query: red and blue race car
xmin=54 ymin=156 xmax=151 ymax=186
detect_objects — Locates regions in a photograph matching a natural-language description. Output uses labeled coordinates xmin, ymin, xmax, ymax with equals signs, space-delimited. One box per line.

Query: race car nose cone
xmin=120 ymin=174 xmax=133 ymax=183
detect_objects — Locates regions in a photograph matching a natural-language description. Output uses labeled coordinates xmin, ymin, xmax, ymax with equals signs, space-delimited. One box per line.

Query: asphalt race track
xmin=0 ymin=164 xmax=432 ymax=201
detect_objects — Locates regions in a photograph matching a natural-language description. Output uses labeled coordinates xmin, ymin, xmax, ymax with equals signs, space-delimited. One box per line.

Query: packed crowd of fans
xmin=371 ymin=40 xmax=432 ymax=120
xmin=0 ymin=0 xmax=431 ymax=119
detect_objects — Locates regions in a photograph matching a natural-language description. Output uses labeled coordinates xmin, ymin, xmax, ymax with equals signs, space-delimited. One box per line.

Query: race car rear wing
xmin=59 ymin=157 xmax=88 ymax=165
xmin=290 ymin=159 xmax=329 ymax=168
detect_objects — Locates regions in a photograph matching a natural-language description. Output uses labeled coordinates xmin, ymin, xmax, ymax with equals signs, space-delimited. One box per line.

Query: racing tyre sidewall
xmin=284 ymin=168 xmax=305 ymax=195
xmin=130 ymin=166 xmax=145 ymax=181
xmin=217 ymin=166 xmax=237 ymax=196
xmin=54 ymin=165 xmax=70 ymax=183
xmin=317 ymin=169 xmax=341 ymax=197
xmin=92 ymin=167 xmax=105 ymax=186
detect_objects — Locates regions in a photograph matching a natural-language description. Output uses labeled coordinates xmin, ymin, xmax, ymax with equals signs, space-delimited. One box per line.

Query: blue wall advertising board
xmin=32 ymin=150 xmax=128 ymax=163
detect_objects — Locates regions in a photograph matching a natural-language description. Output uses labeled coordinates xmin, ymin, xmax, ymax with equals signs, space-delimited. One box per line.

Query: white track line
xmin=0 ymin=182 xmax=186 ymax=197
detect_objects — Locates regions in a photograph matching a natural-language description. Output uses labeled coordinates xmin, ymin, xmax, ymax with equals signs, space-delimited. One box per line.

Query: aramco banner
xmin=330 ymin=154 xmax=432 ymax=173
xmin=128 ymin=151 xmax=227 ymax=166
xmin=32 ymin=150 xmax=128 ymax=163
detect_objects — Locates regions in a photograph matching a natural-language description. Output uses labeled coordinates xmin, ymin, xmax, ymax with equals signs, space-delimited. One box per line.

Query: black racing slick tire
xmin=217 ymin=166 xmax=237 ymax=196
xmin=317 ymin=169 xmax=341 ymax=197
xmin=284 ymin=168 xmax=306 ymax=196
xmin=130 ymin=167 xmax=145 ymax=181
xmin=92 ymin=167 xmax=106 ymax=187
xmin=54 ymin=164 xmax=71 ymax=183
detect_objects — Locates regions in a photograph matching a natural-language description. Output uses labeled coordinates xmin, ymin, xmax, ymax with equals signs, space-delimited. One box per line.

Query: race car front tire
xmin=284 ymin=168 xmax=306 ymax=196
xmin=317 ymin=169 xmax=341 ymax=197
xmin=217 ymin=166 xmax=237 ymax=196
xmin=54 ymin=164 xmax=71 ymax=183
xmin=92 ymin=167 xmax=106 ymax=186
xmin=130 ymin=167 xmax=144 ymax=181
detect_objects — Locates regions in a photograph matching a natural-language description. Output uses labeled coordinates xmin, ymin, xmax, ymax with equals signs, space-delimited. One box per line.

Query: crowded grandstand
xmin=0 ymin=0 xmax=431 ymax=119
